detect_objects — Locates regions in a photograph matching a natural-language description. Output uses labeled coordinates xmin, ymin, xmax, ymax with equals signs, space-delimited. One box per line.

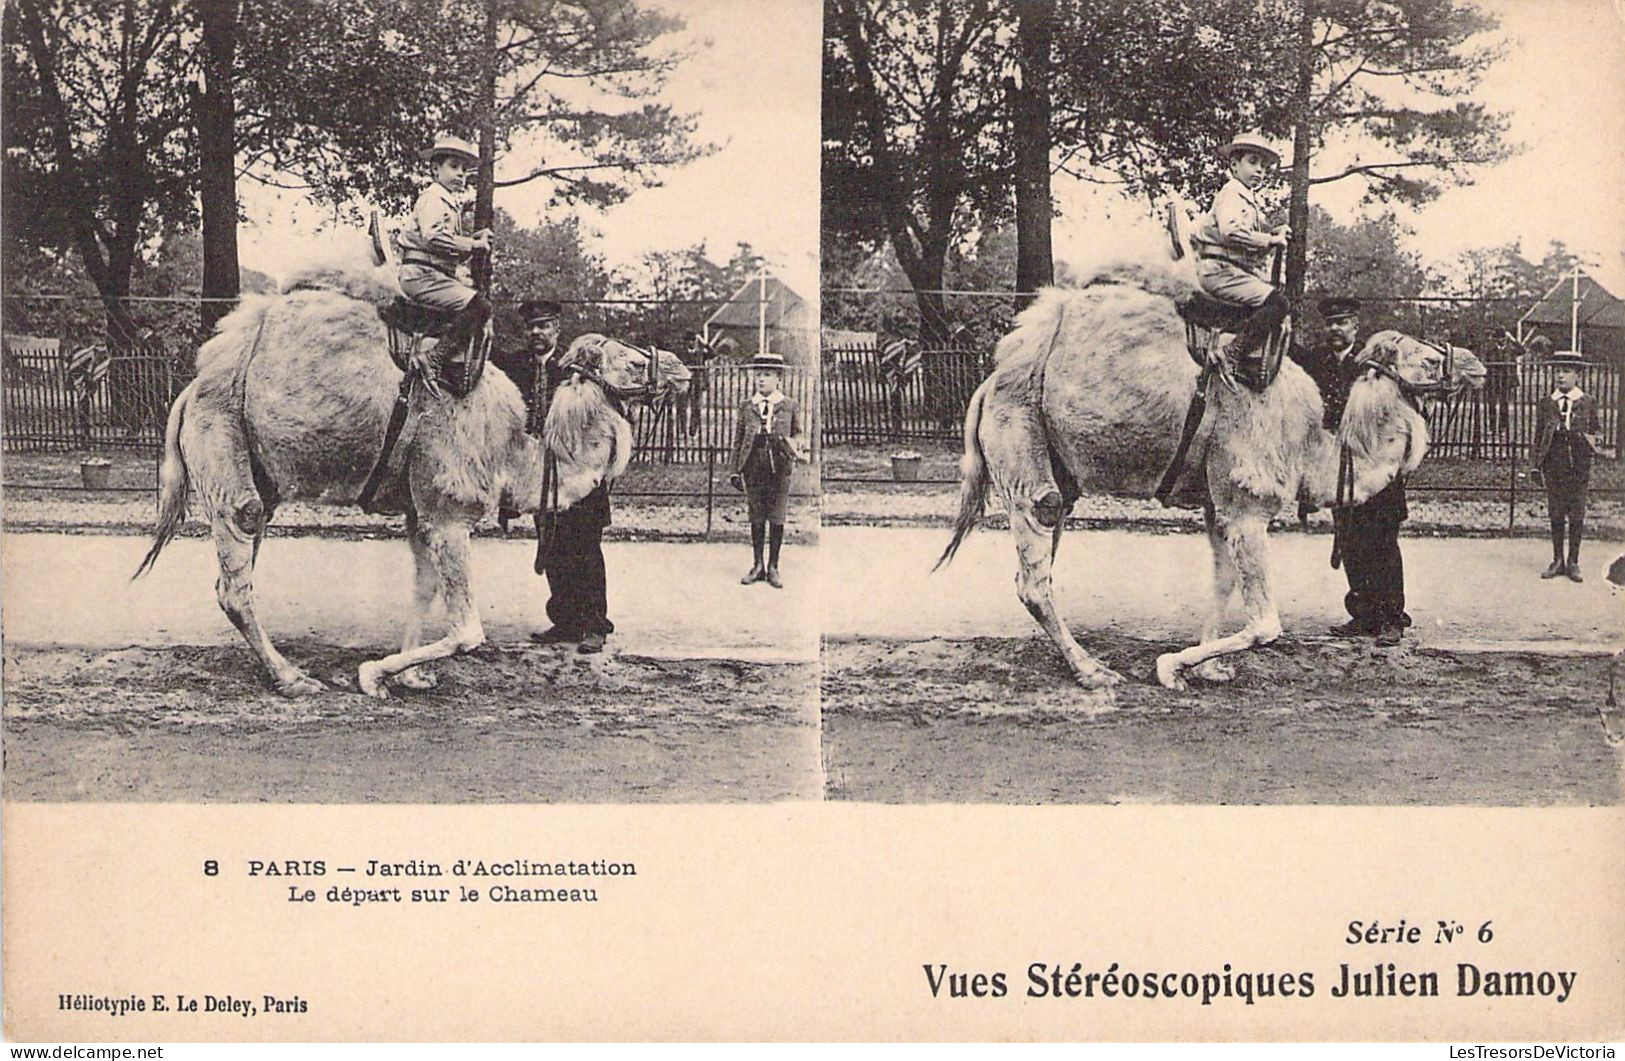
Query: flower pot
xmin=890 ymin=454 xmax=922 ymax=482
xmin=80 ymin=459 xmax=112 ymax=490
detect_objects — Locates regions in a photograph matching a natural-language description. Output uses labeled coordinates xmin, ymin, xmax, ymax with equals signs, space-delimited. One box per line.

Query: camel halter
xmin=1354 ymin=336 xmax=1456 ymax=405
xmin=563 ymin=338 xmax=661 ymax=404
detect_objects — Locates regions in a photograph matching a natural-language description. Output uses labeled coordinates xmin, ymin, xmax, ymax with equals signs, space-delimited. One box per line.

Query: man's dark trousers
xmin=545 ymin=485 xmax=614 ymax=637
xmin=1337 ymin=477 xmax=1407 ymax=628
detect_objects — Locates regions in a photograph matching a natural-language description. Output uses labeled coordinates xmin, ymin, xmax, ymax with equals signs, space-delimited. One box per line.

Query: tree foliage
xmin=4 ymin=0 xmax=705 ymax=340
xmin=824 ymin=0 xmax=1514 ymax=331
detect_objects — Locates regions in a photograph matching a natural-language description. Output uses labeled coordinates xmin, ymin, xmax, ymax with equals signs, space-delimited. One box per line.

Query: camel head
xmin=1357 ymin=331 xmax=1487 ymax=400
xmin=649 ymin=348 xmax=694 ymax=401
xmin=1330 ymin=330 xmax=1484 ymax=506
xmin=558 ymin=334 xmax=690 ymax=405
xmin=541 ymin=370 xmax=635 ymax=511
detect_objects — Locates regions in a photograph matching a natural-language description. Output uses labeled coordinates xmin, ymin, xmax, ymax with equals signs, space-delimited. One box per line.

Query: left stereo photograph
xmin=0 ymin=0 xmax=823 ymax=804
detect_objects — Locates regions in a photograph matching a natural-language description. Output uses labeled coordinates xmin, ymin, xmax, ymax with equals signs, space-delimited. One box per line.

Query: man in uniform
xmin=508 ymin=299 xmax=615 ymax=655
xmin=1190 ymin=132 xmax=1292 ymax=374
xmin=1321 ymin=296 xmax=1410 ymax=646
xmin=492 ymin=299 xmax=564 ymax=434
xmin=397 ymin=135 xmax=494 ymax=365
xmin=1292 ymin=296 xmax=1363 ymax=430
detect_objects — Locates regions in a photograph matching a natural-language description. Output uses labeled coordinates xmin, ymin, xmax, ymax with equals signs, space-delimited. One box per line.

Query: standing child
xmin=729 ymin=351 xmax=807 ymax=588
xmin=1534 ymin=349 xmax=1600 ymax=582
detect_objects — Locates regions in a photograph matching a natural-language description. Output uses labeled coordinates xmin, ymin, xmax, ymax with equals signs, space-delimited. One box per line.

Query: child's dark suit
xmin=1535 ymin=387 xmax=1599 ymax=570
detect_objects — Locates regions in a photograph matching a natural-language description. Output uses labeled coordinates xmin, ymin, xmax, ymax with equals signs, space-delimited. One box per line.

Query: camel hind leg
xmin=357 ymin=520 xmax=484 ymax=699
xmin=980 ymin=401 xmax=1121 ymax=690
xmin=1156 ymin=506 xmax=1282 ymax=690
xmin=182 ymin=398 xmax=321 ymax=697
xmin=209 ymin=490 xmax=323 ymax=697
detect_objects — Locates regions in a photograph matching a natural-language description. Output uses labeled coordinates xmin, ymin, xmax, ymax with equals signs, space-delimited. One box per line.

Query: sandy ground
xmin=2 ymin=532 xmax=820 ymax=802
xmin=820 ymin=526 xmax=1625 ymax=806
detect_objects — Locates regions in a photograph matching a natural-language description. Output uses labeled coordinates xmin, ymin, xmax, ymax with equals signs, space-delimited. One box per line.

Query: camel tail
xmin=133 ymin=383 xmax=192 ymax=579
xmin=935 ymin=376 xmax=993 ymax=571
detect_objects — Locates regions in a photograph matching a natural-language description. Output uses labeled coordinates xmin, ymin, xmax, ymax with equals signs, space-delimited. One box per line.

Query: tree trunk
xmin=472 ymin=0 xmax=497 ymax=294
xmin=1284 ymin=0 xmax=1315 ymax=305
xmin=1011 ymin=0 xmax=1053 ymax=303
xmin=198 ymin=0 xmax=241 ymax=334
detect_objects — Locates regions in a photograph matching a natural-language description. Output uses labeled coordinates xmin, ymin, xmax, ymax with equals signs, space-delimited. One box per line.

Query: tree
xmin=824 ymin=0 xmax=1278 ymax=341
xmin=1302 ymin=206 xmax=1427 ymax=334
xmin=196 ymin=0 xmax=239 ymax=331
xmin=487 ymin=211 xmax=614 ymax=341
xmin=5 ymin=0 xmax=705 ymax=344
xmin=450 ymin=0 xmax=709 ymax=237
xmin=1444 ymin=239 xmax=1586 ymax=349
xmin=4 ymin=0 xmax=198 ymax=342
xmin=1274 ymin=0 xmax=1512 ymax=301
xmin=615 ymin=241 xmax=769 ymax=346
xmin=824 ymin=0 xmax=1008 ymax=344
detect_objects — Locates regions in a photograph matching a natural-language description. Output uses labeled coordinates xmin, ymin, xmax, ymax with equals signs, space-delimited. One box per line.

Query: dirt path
xmin=4 ymin=642 xmax=818 ymax=802
xmin=822 ymin=635 xmax=1624 ymax=805
xmin=2 ymin=531 xmax=819 ymax=802
xmin=820 ymin=526 xmax=1624 ymax=805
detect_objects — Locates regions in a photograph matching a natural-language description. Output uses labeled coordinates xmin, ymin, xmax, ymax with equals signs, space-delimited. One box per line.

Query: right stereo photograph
xmin=818 ymin=0 xmax=1625 ymax=804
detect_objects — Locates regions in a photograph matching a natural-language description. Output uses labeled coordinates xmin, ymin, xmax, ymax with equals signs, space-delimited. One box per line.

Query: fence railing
xmin=626 ymin=363 xmax=815 ymax=464
xmin=818 ymin=344 xmax=1624 ymax=461
xmin=821 ymin=344 xmax=989 ymax=443
xmin=1 ymin=336 xmax=814 ymax=468
xmin=1426 ymin=359 xmax=1620 ymax=459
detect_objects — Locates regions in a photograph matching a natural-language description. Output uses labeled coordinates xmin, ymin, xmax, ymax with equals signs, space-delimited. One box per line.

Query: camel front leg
xmin=358 ymin=522 xmax=485 ymax=698
xmin=1601 ymin=650 xmax=1624 ymax=748
xmin=211 ymin=496 xmax=324 ymax=697
xmin=394 ymin=512 xmax=443 ymax=691
xmin=1156 ymin=512 xmax=1281 ymax=690
xmin=1010 ymin=494 xmax=1122 ymax=690
xmin=1190 ymin=502 xmax=1242 ymax=684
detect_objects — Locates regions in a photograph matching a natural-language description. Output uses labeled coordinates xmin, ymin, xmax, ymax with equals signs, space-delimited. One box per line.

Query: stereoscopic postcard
xmin=3 ymin=0 xmax=1622 ymax=1044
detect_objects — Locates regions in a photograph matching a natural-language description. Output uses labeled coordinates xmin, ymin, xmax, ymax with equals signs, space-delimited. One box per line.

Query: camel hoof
xmin=357 ymin=661 xmax=390 ymax=700
xmin=396 ymin=666 xmax=439 ymax=691
xmin=1192 ymin=658 xmax=1236 ymax=683
xmin=1074 ymin=664 xmax=1124 ymax=689
xmin=275 ymin=671 xmax=325 ymax=698
xmin=1155 ymin=654 xmax=1187 ymax=691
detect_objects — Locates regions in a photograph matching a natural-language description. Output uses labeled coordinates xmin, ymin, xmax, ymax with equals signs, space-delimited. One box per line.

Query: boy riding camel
xmin=1189 ymin=132 xmax=1292 ymax=375
xmin=396 ymin=135 xmax=495 ymax=368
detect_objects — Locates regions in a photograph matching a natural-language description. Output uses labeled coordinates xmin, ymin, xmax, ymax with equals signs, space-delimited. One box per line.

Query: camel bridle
xmin=562 ymin=337 xmax=661 ymax=404
xmin=1354 ymin=336 xmax=1458 ymax=405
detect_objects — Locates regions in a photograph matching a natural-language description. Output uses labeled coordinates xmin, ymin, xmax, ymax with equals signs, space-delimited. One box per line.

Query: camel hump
xmin=1074 ymin=258 xmax=1198 ymax=304
xmin=276 ymin=233 xmax=402 ymax=306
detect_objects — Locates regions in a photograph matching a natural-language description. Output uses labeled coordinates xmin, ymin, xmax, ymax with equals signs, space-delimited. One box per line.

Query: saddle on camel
xmin=357 ymin=134 xmax=496 ymax=511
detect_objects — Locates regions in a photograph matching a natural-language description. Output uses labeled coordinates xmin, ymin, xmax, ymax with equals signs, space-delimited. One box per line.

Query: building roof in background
xmin=1520 ymin=272 xmax=1625 ymax=330
xmin=705 ymin=275 xmax=806 ymax=330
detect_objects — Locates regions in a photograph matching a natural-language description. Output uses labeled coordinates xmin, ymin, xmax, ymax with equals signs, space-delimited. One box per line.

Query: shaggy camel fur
xmin=938 ymin=261 xmax=1485 ymax=692
xmin=134 ymin=260 xmax=684 ymax=699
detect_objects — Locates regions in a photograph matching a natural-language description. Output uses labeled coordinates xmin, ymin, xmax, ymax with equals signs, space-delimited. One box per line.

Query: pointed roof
xmin=1519 ymin=272 xmax=1625 ymax=331
xmin=704 ymin=275 xmax=806 ymax=330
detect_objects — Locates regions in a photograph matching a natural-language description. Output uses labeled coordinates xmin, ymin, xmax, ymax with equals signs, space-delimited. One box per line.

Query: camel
xmin=133 ymin=257 xmax=689 ymax=699
xmin=936 ymin=257 xmax=1485 ymax=692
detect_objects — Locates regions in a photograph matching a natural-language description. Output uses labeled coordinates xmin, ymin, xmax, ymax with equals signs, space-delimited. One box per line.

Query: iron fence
xmin=821 ymin=344 xmax=989 ymax=443
xmin=1426 ymin=358 xmax=1619 ymax=459
xmin=625 ymin=363 xmax=815 ymax=465
xmin=2 ymin=344 xmax=182 ymax=452
xmin=2 ymin=293 xmax=815 ymax=467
